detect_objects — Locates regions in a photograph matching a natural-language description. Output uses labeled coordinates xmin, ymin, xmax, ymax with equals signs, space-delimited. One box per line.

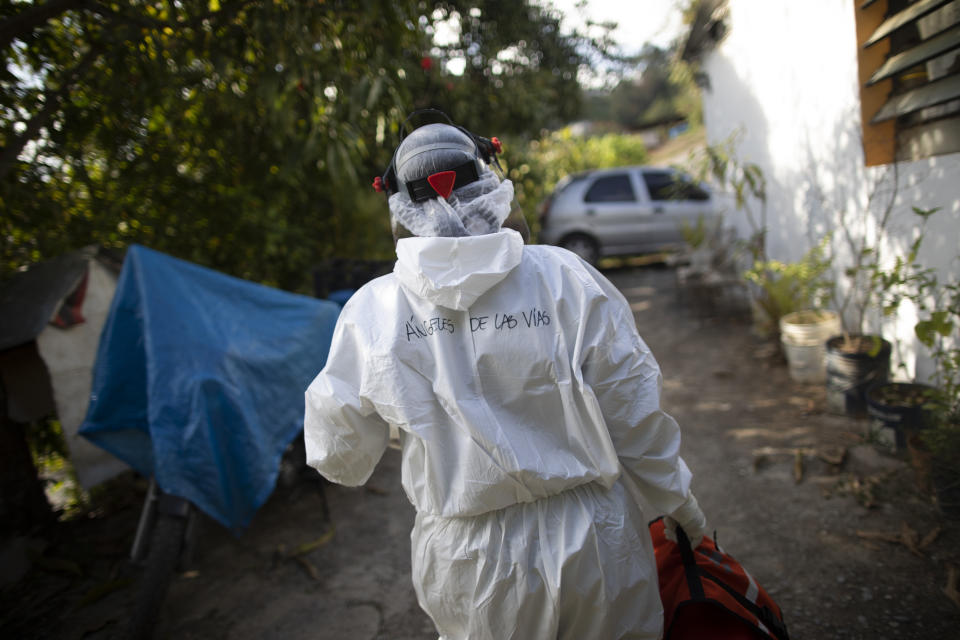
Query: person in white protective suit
xmin=304 ymin=114 xmax=708 ymax=640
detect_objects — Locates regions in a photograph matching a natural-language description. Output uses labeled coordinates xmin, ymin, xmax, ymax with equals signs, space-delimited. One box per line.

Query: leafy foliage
xmin=583 ymin=44 xmax=703 ymax=131
xmin=2 ymin=0 xmax=611 ymax=292
xmin=744 ymin=236 xmax=834 ymax=337
xmin=918 ymin=276 xmax=960 ymax=473
xmin=407 ymin=0 xmax=607 ymax=136
xmin=611 ymin=45 xmax=692 ymax=128
xmin=840 ymin=204 xmax=960 ymax=456
xmin=3 ymin=0 xmax=430 ymax=289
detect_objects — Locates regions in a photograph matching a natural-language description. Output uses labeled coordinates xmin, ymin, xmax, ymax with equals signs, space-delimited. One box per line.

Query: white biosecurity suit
xmin=304 ymin=121 xmax=705 ymax=640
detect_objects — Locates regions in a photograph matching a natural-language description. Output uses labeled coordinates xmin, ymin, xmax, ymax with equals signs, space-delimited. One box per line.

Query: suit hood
xmin=394 ymin=229 xmax=524 ymax=310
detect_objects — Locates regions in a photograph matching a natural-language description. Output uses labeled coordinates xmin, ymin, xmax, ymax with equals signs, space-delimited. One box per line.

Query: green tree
xmin=2 ymin=0 xmax=437 ymax=290
xmin=2 ymin=1 xmax=617 ymax=290
xmin=403 ymin=0 xmax=615 ymax=137
xmin=581 ymin=37 xmax=703 ymax=132
xmin=609 ymin=45 xmax=676 ymax=128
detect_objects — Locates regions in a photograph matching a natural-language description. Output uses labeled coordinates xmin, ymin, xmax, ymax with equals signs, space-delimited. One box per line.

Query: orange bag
xmin=649 ymin=518 xmax=790 ymax=640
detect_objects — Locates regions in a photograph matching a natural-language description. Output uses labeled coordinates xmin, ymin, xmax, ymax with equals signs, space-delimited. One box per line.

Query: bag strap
xmin=677 ymin=526 xmax=790 ymax=640
xmin=676 ymin=526 xmax=705 ymax=599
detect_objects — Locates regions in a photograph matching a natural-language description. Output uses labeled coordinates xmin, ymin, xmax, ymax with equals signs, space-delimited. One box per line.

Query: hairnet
xmin=394 ymin=123 xmax=477 ymax=186
xmin=389 ymin=169 xmax=515 ymax=238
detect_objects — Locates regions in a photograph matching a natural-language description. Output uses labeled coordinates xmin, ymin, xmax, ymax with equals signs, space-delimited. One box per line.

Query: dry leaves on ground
xmin=855 ymin=521 xmax=941 ymax=557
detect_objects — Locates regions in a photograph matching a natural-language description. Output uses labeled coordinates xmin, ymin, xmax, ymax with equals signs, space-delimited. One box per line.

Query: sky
xmin=432 ymin=1 xmax=685 ymax=84
xmin=547 ymin=0 xmax=685 ymax=53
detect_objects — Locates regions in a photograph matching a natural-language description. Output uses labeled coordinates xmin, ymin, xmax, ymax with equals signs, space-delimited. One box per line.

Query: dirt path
xmin=2 ymin=262 xmax=958 ymax=639
xmin=606 ymin=264 xmax=960 ymax=640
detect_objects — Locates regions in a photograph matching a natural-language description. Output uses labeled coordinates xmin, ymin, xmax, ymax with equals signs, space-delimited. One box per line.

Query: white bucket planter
xmin=780 ymin=310 xmax=842 ymax=384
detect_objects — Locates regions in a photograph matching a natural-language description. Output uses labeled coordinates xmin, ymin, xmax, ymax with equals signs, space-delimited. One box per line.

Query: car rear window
xmin=554 ymin=173 xmax=588 ymax=194
xmin=584 ymin=174 xmax=635 ymax=203
xmin=642 ymin=171 xmax=710 ymax=202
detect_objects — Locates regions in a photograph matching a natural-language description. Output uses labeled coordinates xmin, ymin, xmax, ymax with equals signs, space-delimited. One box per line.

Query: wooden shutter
xmin=856 ymin=0 xmax=960 ymax=165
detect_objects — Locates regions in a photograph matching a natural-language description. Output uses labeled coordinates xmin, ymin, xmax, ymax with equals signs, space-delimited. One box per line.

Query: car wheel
xmin=560 ymin=234 xmax=599 ymax=265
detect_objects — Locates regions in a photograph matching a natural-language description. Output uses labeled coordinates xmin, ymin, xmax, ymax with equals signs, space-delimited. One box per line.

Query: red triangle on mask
xmin=427 ymin=171 xmax=457 ymax=199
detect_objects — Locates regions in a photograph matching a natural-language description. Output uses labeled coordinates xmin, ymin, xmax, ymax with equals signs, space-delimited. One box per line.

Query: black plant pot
xmin=865 ymin=382 xmax=937 ymax=454
xmin=825 ymin=335 xmax=891 ymax=418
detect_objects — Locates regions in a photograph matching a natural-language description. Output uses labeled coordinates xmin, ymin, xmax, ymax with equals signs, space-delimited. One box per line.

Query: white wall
xmin=698 ymin=0 xmax=960 ymax=382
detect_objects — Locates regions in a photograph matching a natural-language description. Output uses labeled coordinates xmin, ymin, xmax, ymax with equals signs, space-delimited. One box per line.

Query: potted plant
xmin=849 ymin=205 xmax=960 ymax=518
xmin=813 ymin=168 xmax=922 ymax=417
xmin=743 ymin=236 xmax=838 ymax=382
xmin=823 ymin=204 xmax=941 ymax=417
xmin=824 ymin=240 xmax=894 ymax=417
xmin=865 ymin=381 xmax=937 ymax=454
xmin=854 ymin=207 xmax=942 ymax=449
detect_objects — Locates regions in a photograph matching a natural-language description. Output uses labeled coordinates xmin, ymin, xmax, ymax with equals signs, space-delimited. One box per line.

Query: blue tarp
xmin=80 ymin=245 xmax=341 ymax=530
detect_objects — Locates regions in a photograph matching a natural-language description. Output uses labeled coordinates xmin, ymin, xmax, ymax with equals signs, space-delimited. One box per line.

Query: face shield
xmin=382 ymin=121 xmax=530 ymax=244
xmin=488 ymin=162 xmax=532 ymax=243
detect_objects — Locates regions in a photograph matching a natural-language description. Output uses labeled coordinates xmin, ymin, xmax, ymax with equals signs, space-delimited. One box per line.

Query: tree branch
xmin=0 ymin=0 xmax=91 ymax=51
xmin=0 ymin=46 xmax=100 ymax=182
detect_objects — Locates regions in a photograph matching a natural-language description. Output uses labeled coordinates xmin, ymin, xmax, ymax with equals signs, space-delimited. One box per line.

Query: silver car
xmin=537 ymin=166 xmax=717 ymax=264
